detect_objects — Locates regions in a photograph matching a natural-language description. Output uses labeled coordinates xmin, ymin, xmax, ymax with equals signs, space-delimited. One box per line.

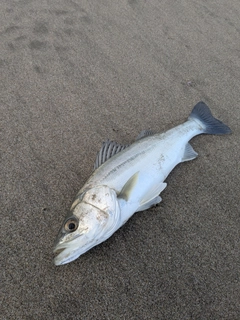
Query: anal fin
xmin=181 ymin=143 xmax=198 ymax=162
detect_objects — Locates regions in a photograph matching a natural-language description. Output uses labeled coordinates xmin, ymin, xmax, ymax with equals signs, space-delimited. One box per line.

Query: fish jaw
xmin=54 ymin=249 xmax=80 ymax=266
xmin=53 ymin=230 xmax=106 ymax=265
xmin=54 ymin=237 xmax=87 ymax=266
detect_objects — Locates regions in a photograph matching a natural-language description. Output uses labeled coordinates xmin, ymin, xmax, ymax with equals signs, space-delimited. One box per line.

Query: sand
xmin=1 ymin=0 xmax=239 ymax=319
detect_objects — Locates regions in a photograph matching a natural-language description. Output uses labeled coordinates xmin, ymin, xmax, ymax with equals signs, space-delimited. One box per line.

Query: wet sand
xmin=1 ymin=0 xmax=239 ymax=319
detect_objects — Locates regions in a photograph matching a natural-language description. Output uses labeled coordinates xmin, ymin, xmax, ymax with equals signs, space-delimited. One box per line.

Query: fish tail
xmin=188 ymin=101 xmax=231 ymax=135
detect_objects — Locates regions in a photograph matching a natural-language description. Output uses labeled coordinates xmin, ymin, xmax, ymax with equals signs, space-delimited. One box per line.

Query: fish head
xmin=53 ymin=186 xmax=120 ymax=265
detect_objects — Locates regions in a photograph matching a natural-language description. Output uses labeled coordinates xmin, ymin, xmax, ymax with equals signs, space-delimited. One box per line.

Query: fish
xmin=53 ymin=101 xmax=231 ymax=265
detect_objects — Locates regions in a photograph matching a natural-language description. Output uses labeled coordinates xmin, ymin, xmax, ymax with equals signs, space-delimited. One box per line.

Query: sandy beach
xmin=1 ymin=0 xmax=239 ymax=319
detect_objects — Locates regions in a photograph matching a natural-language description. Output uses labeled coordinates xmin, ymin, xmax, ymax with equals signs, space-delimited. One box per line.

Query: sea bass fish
xmin=53 ymin=101 xmax=231 ymax=265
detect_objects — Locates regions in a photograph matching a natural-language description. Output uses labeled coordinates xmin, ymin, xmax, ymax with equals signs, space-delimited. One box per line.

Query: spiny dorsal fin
xmin=135 ymin=129 xmax=155 ymax=141
xmin=94 ymin=140 xmax=129 ymax=169
xmin=94 ymin=129 xmax=154 ymax=169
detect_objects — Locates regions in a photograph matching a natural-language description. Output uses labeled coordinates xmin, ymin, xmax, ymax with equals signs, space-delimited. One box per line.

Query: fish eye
xmin=64 ymin=217 xmax=78 ymax=232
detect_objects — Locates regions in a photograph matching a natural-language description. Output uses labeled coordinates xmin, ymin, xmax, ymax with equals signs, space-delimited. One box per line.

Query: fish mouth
xmin=53 ymin=235 xmax=92 ymax=266
xmin=53 ymin=235 xmax=80 ymax=266
xmin=53 ymin=247 xmax=65 ymax=256
xmin=53 ymin=244 xmax=68 ymax=262
xmin=53 ymin=236 xmax=102 ymax=266
xmin=53 ymin=244 xmax=80 ymax=266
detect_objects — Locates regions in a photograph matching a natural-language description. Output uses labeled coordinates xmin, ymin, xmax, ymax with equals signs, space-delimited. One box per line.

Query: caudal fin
xmin=189 ymin=101 xmax=231 ymax=135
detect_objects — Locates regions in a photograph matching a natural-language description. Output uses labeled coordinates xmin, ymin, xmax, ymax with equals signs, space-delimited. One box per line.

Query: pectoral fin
xmin=118 ymin=172 xmax=139 ymax=201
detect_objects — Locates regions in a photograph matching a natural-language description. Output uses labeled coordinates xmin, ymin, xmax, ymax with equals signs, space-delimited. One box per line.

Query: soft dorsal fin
xmin=94 ymin=140 xmax=129 ymax=169
xmin=135 ymin=129 xmax=155 ymax=141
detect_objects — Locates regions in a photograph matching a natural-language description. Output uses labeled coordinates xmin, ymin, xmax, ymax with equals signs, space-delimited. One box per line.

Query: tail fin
xmin=189 ymin=101 xmax=231 ymax=135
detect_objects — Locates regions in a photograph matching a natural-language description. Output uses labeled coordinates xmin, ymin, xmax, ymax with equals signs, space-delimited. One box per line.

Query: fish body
xmin=54 ymin=102 xmax=231 ymax=265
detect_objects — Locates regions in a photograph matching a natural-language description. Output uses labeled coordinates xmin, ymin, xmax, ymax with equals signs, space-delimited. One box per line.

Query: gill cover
xmin=79 ymin=186 xmax=121 ymax=240
xmin=54 ymin=186 xmax=121 ymax=265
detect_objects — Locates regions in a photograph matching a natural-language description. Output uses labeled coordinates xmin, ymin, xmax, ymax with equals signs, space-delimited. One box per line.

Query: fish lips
xmin=53 ymin=235 xmax=83 ymax=266
xmin=54 ymin=247 xmax=81 ymax=266
xmin=53 ymin=232 xmax=98 ymax=266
